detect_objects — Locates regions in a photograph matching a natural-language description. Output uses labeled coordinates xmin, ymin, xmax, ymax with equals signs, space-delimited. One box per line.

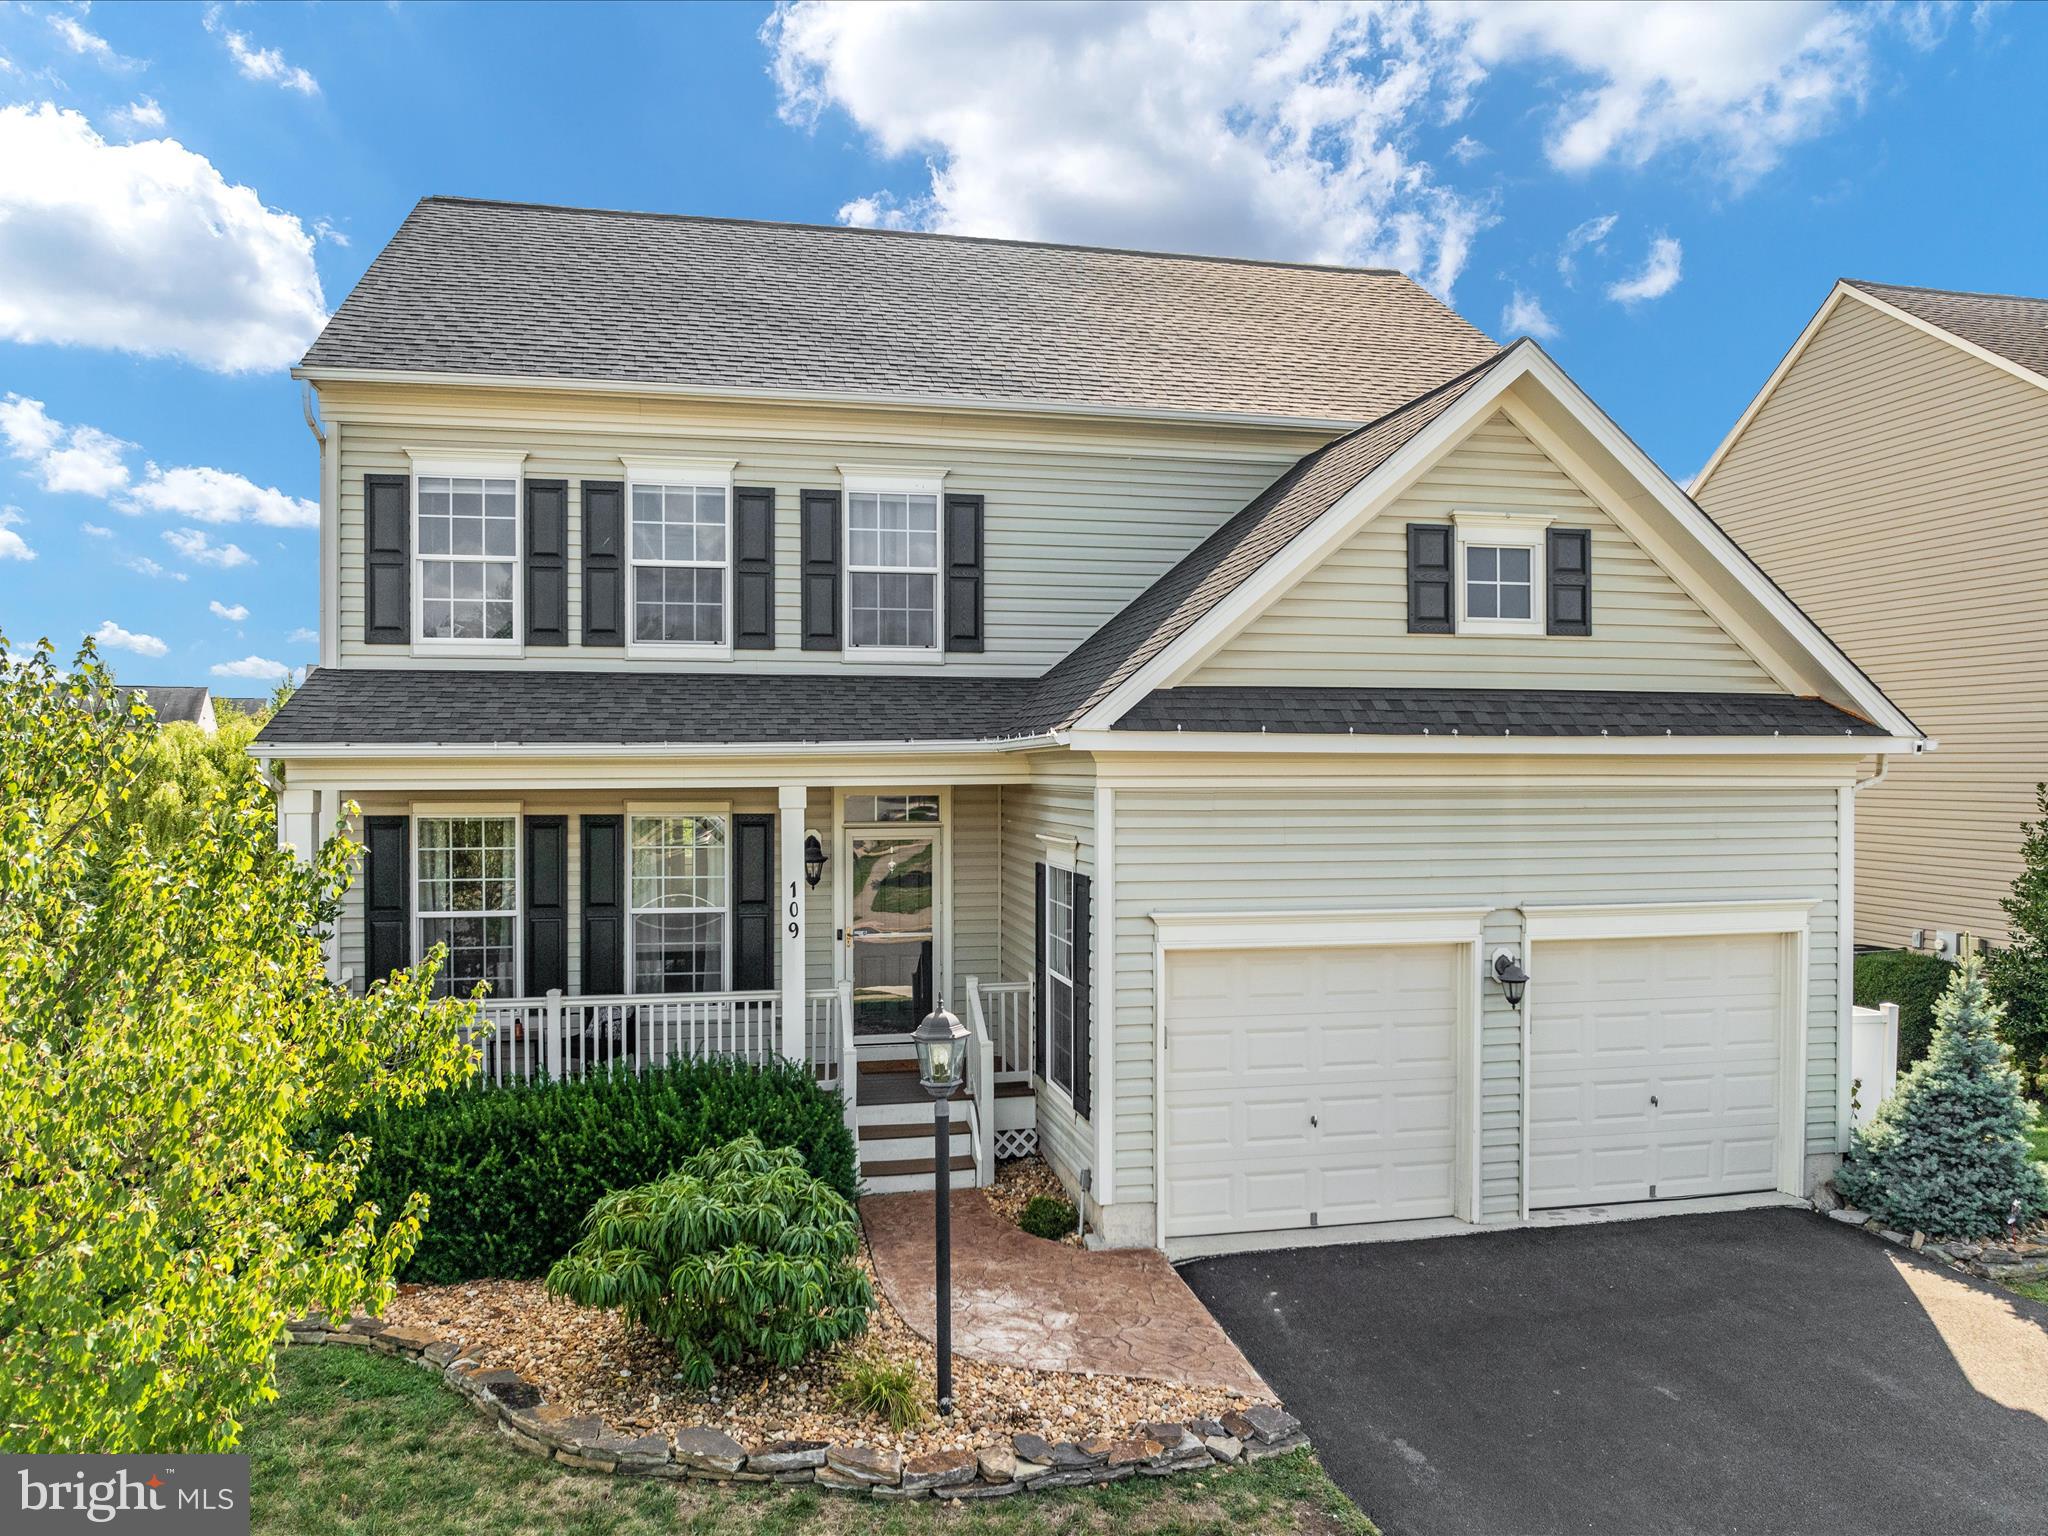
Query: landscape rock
xmin=1203 ymin=1434 xmax=1244 ymax=1463
xmin=1032 ymin=1465 xmax=1135 ymax=1491
xmin=901 ymin=1449 xmax=977 ymax=1492
xmin=420 ymin=1340 xmax=466 ymax=1369
xmin=1009 ymin=1459 xmax=1055 ymax=1484
xmin=1149 ymin=1431 xmax=1210 ymax=1468
xmin=870 ymin=1484 xmax=927 ymax=1501
xmin=1105 ymin=1438 xmax=1163 ymax=1468
xmin=772 ymin=1470 xmax=816 ymax=1485
xmin=1223 ymin=1405 xmax=1301 ymax=1445
xmin=375 ymin=1324 xmax=444 ymax=1355
xmin=977 ymin=1446 xmax=1018 ymax=1484
xmin=1244 ymin=1432 xmax=1311 ymax=1463
xmin=588 ymin=1433 xmax=670 ymax=1470
xmin=1825 ymin=1207 xmax=1870 ymax=1226
xmin=672 ymin=1427 xmax=747 ymax=1475
xmin=1139 ymin=1422 xmax=1188 ymax=1444
xmin=1048 ymin=1440 xmax=1105 ymax=1469
xmin=495 ymin=1420 xmax=555 ymax=1460
xmin=954 ymin=1479 xmax=1022 ymax=1500
xmin=1012 ymin=1433 xmax=1056 ymax=1464
xmin=824 ymin=1443 xmax=901 ymax=1486
xmin=1189 ymin=1418 xmax=1228 ymax=1438
xmin=746 ymin=1440 xmax=828 ymax=1474
xmin=503 ymin=1404 xmax=604 ymax=1448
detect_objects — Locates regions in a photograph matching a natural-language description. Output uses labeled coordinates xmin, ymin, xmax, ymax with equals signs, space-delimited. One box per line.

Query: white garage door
xmin=1528 ymin=934 xmax=1784 ymax=1210
xmin=1163 ymin=944 xmax=1460 ymax=1240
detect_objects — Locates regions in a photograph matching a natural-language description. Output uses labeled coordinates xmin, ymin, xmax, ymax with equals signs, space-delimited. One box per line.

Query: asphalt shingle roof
xmin=299 ymin=197 xmax=1501 ymax=424
xmin=1112 ymin=686 xmax=1885 ymax=738
xmin=1846 ymin=279 xmax=2048 ymax=383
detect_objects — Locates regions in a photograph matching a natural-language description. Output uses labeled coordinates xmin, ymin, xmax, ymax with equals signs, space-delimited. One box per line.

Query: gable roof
xmin=296 ymin=196 xmax=1500 ymax=425
xmin=117 ymin=685 xmax=212 ymax=725
xmin=1842 ymin=280 xmax=2048 ymax=383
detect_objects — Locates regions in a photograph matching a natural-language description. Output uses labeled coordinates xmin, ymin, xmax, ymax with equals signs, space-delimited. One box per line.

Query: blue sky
xmin=0 ymin=0 xmax=2040 ymax=686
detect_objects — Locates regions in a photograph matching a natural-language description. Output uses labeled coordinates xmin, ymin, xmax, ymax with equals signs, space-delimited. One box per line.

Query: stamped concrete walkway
xmin=861 ymin=1189 xmax=1268 ymax=1398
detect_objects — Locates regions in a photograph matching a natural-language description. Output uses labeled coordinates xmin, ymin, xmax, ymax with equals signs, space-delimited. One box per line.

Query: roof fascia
xmin=294 ymin=365 xmax=1364 ymax=435
xmin=1690 ymin=282 xmax=1851 ymax=497
xmin=250 ymin=733 xmax=1060 ymax=762
xmin=1065 ymin=728 xmax=1925 ymax=757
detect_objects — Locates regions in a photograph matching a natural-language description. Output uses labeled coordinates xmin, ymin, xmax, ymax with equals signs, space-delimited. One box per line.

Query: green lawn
xmin=248 ymin=1347 xmax=1376 ymax=1536
xmin=2029 ymin=1119 xmax=2048 ymax=1169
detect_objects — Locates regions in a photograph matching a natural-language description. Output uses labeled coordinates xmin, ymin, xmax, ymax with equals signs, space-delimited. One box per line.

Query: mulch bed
xmin=983 ymin=1155 xmax=1085 ymax=1246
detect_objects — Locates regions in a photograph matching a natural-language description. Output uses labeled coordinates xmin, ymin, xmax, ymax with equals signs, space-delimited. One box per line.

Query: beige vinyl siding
xmin=1186 ymin=411 xmax=1776 ymax=692
xmin=997 ymin=762 xmax=1098 ymax=1192
xmin=320 ymin=381 xmax=1322 ymax=676
xmin=1698 ymin=297 xmax=2048 ymax=945
xmin=1113 ymin=767 xmax=1844 ymax=1220
xmin=949 ymin=784 xmax=1003 ymax=1007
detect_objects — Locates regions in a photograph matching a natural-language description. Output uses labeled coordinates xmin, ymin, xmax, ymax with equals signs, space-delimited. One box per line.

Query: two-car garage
xmin=1157 ymin=906 xmax=1808 ymax=1247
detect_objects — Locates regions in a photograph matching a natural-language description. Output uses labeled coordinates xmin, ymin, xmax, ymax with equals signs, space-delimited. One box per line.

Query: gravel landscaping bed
xmin=984 ymin=1156 xmax=1085 ymax=1247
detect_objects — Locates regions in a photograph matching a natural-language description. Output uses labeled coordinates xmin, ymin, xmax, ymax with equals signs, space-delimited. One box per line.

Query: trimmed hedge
xmin=1854 ymin=949 xmax=1955 ymax=1071
xmin=334 ymin=1059 xmax=857 ymax=1283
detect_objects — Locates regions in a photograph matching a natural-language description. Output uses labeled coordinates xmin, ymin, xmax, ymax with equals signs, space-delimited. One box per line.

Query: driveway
xmin=1180 ymin=1208 xmax=2048 ymax=1536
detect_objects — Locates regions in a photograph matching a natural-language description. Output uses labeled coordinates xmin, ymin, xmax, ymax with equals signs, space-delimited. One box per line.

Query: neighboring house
xmin=1695 ymin=280 xmax=2048 ymax=951
xmin=258 ymin=197 xmax=1925 ymax=1254
xmin=121 ymin=685 xmax=219 ymax=732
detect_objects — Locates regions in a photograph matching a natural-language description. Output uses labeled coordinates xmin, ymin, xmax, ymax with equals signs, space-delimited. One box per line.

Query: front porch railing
xmin=976 ymin=979 xmax=1033 ymax=1080
xmin=463 ymin=988 xmax=823 ymax=1087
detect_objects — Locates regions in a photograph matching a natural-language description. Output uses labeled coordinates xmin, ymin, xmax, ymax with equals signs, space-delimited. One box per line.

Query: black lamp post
xmin=912 ymin=1003 xmax=969 ymax=1416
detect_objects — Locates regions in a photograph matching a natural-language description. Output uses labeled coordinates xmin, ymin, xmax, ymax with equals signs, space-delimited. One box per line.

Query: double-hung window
xmin=625 ymin=460 xmax=734 ymax=656
xmin=1042 ymin=864 xmax=1076 ymax=1097
xmin=628 ymin=811 xmax=729 ymax=993
xmin=844 ymin=471 xmax=943 ymax=655
xmin=1452 ymin=511 xmax=1549 ymax=636
xmin=416 ymin=814 xmax=519 ymax=998
xmin=413 ymin=458 xmax=523 ymax=653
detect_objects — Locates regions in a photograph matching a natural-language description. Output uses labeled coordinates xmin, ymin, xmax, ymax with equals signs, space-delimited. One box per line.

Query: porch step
xmin=859 ymin=1119 xmax=967 ymax=1142
xmin=864 ymin=1153 xmax=976 ymax=1181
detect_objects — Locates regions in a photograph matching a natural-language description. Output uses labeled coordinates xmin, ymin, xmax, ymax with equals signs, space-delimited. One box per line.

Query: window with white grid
xmin=417 ymin=476 xmax=518 ymax=642
xmin=847 ymin=488 xmax=939 ymax=650
xmin=630 ymin=482 xmax=728 ymax=648
xmin=629 ymin=813 xmax=728 ymax=994
xmin=1044 ymin=865 xmax=1075 ymax=1096
xmin=416 ymin=815 xmax=518 ymax=998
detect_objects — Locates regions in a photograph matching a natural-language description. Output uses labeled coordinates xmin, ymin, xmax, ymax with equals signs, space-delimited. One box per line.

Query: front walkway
xmin=861 ymin=1189 xmax=1269 ymax=1399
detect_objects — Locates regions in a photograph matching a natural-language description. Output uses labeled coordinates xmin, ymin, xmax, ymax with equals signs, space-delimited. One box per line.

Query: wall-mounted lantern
xmin=803 ymin=830 xmax=828 ymax=889
xmin=1491 ymin=950 xmax=1530 ymax=1009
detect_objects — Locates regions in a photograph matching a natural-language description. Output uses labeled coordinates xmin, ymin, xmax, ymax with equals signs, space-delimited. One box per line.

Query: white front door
xmin=1527 ymin=933 xmax=1784 ymax=1209
xmin=1163 ymin=943 xmax=1461 ymax=1240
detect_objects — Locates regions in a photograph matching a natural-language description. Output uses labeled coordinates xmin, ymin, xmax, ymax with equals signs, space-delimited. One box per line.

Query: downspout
xmin=1835 ymin=754 xmax=1889 ymax=1155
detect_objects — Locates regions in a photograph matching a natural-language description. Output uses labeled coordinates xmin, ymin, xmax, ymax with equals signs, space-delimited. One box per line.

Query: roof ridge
xmin=416 ymin=194 xmax=1409 ymax=279
xmin=1845 ymin=277 xmax=2048 ymax=307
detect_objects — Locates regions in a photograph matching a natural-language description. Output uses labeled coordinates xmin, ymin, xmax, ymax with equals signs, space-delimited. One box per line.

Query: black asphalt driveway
xmin=1181 ymin=1208 xmax=2048 ymax=1536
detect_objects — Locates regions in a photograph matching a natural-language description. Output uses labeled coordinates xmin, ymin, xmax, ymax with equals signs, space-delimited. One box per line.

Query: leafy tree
xmin=1986 ymin=781 xmax=2048 ymax=1095
xmin=1853 ymin=949 xmax=1953 ymax=1070
xmin=112 ymin=700 xmax=274 ymax=854
xmin=1835 ymin=957 xmax=2048 ymax=1237
xmin=0 ymin=635 xmax=474 ymax=1453
xmin=546 ymin=1135 xmax=872 ymax=1388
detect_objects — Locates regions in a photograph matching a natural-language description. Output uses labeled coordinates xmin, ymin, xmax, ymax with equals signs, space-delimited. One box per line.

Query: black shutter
xmin=732 ymin=813 xmax=774 ymax=991
xmin=1407 ymin=523 xmax=1455 ymax=634
xmin=1071 ymin=871 xmax=1092 ymax=1122
xmin=524 ymin=815 xmax=568 ymax=996
xmin=944 ymin=492 xmax=984 ymax=653
xmin=734 ymin=486 xmax=776 ymax=651
xmin=581 ymin=480 xmax=625 ymax=647
xmin=364 ymin=474 xmax=410 ymax=645
xmin=1547 ymin=526 xmax=1592 ymax=636
xmin=524 ymin=479 xmax=568 ymax=646
xmin=1033 ymin=862 xmax=1048 ymax=1082
xmin=363 ymin=815 xmax=409 ymax=983
xmin=799 ymin=488 xmax=841 ymax=651
xmin=581 ymin=814 xmax=624 ymax=995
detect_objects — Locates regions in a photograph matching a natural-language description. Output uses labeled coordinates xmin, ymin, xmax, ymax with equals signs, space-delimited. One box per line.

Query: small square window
xmin=1465 ymin=543 xmax=1533 ymax=623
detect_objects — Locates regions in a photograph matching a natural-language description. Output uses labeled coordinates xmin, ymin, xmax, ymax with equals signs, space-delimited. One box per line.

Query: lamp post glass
xmin=915 ymin=1007 xmax=968 ymax=1094
xmin=913 ymin=1005 xmax=969 ymax=1415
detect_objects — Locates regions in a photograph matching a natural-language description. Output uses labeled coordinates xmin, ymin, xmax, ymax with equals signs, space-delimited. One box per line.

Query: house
xmin=1694 ymin=280 xmax=2048 ymax=951
xmin=258 ymin=197 xmax=1926 ymax=1253
xmin=117 ymin=685 xmax=269 ymax=732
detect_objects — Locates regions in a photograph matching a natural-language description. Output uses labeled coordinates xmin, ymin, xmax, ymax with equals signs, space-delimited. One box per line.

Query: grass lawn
xmin=2028 ymin=1119 xmax=2048 ymax=1168
xmin=249 ymin=1347 xmax=1376 ymax=1536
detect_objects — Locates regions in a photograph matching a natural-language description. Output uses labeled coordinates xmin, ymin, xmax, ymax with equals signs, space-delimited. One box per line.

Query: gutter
xmin=246 ymin=733 xmax=1062 ymax=762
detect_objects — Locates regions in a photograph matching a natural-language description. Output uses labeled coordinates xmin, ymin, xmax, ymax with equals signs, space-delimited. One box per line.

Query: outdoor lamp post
xmin=1491 ymin=950 xmax=1530 ymax=1009
xmin=802 ymin=831 xmax=828 ymax=889
xmin=913 ymin=1003 xmax=970 ymax=1415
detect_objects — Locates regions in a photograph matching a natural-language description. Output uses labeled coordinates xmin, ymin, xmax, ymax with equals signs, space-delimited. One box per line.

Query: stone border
xmin=283 ymin=1317 xmax=1310 ymax=1500
xmin=1824 ymin=1208 xmax=2048 ymax=1284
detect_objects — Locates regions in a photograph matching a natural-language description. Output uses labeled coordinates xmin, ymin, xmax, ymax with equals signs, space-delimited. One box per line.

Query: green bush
xmin=833 ymin=1353 xmax=925 ymax=1431
xmin=1854 ymin=948 xmax=1954 ymax=1069
xmin=335 ymin=1057 xmax=857 ymax=1282
xmin=1836 ymin=958 xmax=2048 ymax=1238
xmin=1018 ymin=1193 xmax=1077 ymax=1241
xmin=546 ymin=1136 xmax=872 ymax=1388
xmin=1987 ymin=781 xmax=2048 ymax=1095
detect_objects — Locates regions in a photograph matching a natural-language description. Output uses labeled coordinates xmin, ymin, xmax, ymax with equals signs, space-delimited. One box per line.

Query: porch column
xmin=778 ymin=785 xmax=808 ymax=1061
xmin=314 ymin=790 xmax=346 ymax=984
xmin=277 ymin=785 xmax=317 ymax=861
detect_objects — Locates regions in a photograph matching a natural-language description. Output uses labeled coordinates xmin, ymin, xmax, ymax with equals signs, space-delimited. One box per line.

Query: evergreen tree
xmin=1836 ymin=956 xmax=2048 ymax=1237
xmin=1986 ymin=781 xmax=2048 ymax=1094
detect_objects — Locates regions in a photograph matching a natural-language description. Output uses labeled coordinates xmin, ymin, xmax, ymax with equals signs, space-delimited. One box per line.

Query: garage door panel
xmin=1164 ymin=943 xmax=1461 ymax=1240
xmin=1530 ymin=933 xmax=1784 ymax=1210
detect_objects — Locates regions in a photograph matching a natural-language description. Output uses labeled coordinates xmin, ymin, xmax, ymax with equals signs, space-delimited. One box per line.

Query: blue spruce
xmin=1836 ymin=956 xmax=2048 ymax=1237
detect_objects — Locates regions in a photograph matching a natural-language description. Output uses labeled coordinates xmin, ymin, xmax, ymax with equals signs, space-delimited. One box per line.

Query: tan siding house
xmin=1695 ymin=280 xmax=2048 ymax=948
xmin=261 ymin=199 xmax=1925 ymax=1256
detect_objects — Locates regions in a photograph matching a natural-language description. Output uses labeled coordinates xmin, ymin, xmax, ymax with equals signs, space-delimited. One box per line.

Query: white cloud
xmin=0 ymin=506 xmax=34 ymax=561
xmin=80 ymin=521 xmax=113 ymax=538
xmin=1556 ymin=211 xmax=1617 ymax=281
xmin=164 ymin=527 xmax=252 ymax=568
xmin=1500 ymin=287 xmax=1559 ymax=340
xmin=1447 ymin=134 xmax=1487 ymax=163
xmin=1606 ymin=234 xmax=1684 ymax=303
xmin=203 ymin=5 xmax=319 ymax=96
xmin=312 ymin=218 xmax=349 ymax=248
xmin=93 ymin=619 xmax=168 ymax=658
xmin=0 ymin=393 xmax=133 ymax=495
xmin=125 ymin=555 xmax=187 ymax=582
xmin=0 ymin=103 xmax=326 ymax=373
xmin=121 ymin=464 xmax=317 ymax=528
xmin=766 ymin=1 xmax=1493 ymax=296
xmin=211 ymin=654 xmax=289 ymax=681
xmin=209 ymin=599 xmax=249 ymax=622
xmin=110 ymin=96 xmax=165 ymax=134
xmin=0 ymin=393 xmax=62 ymax=459
xmin=287 ymin=626 xmax=319 ymax=645
xmin=48 ymin=12 xmax=140 ymax=71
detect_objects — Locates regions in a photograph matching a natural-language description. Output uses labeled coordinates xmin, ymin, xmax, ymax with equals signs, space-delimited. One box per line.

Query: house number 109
xmin=787 ymin=880 xmax=802 ymax=939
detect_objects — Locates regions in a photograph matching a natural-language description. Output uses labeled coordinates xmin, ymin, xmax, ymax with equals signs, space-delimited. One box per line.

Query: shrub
xmin=833 ymin=1353 xmax=925 ymax=1432
xmin=1018 ymin=1193 xmax=1078 ymax=1241
xmin=1835 ymin=957 xmax=2048 ymax=1238
xmin=545 ymin=1136 xmax=872 ymax=1388
xmin=334 ymin=1057 xmax=857 ymax=1281
xmin=1987 ymin=781 xmax=2048 ymax=1095
xmin=1854 ymin=948 xmax=1954 ymax=1069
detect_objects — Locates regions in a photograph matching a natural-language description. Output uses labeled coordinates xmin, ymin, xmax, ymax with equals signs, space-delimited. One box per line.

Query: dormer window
xmin=843 ymin=469 xmax=945 ymax=659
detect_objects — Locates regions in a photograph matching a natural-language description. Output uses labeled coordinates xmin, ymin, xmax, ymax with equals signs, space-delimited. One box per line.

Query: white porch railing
xmin=805 ymin=988 xmax=844 ymax=1088
xmin=977 ymin=979 xmax=1033 ymax=1081
xmin=464 ymin=988 xmax=839 ymax=1087
xmin=963 ymin=977 xmax=1000 ymax=1186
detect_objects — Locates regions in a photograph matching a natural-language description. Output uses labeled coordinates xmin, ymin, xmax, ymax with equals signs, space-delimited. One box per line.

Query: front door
xmin=847 ymin=833 xmax=936 ymax=1036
